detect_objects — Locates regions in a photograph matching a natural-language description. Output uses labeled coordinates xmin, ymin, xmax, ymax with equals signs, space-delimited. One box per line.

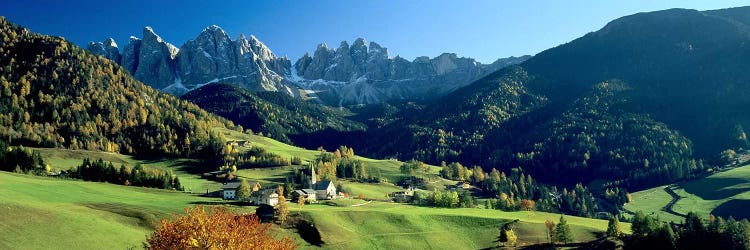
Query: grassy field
xmin=0 ymin=172 xmax=225 ymax=249
xmin=625 ymin=164 xmax=750 ymax=222
xmin=1 ymin=128 xmax=633 ymax=249
xmin=0 ymin=172 xmax=625 ymax=250
xmin=290 ymin=202 xmax=628 ymax=249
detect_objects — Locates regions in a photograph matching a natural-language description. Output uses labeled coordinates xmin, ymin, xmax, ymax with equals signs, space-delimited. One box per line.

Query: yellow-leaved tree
xmin=144 ymin=205 xmax=295 ymax=250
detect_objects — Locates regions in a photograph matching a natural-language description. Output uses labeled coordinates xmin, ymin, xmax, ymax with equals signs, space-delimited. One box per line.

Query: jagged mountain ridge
xmin=88 ymin=26 xmax=528 ymax=104
xmin=293 ymin=39 xmax=530 ymax=105
xmin=89 ymin=26 xmax=291 ymax=97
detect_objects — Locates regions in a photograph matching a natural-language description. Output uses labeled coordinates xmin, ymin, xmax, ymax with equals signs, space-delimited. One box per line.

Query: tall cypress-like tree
xmin=606 ymin=216 xmax=621 ymax=237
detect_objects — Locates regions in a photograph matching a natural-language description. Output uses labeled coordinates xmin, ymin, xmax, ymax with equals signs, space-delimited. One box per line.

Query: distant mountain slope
xmin=358 ymin=7 xmax=750 ymax=190
xmin=0 ymin=17 xmax=235 ymax=158
xmin=182 ymin=83 xmax=365 ymax=144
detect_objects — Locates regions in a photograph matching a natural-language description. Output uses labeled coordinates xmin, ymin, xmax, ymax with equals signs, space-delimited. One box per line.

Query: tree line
xmin=624 ymin=211 xmax=750 ymax=250
xmin=439 ymin=160 xmax=614 ymax=217
xmin=223 ymin=145 xmax=291 ymax=168
xmin=0 ymin=139 xmax=48 ymax=175
xmin=63 ymin=158 xmax=183 ymax=191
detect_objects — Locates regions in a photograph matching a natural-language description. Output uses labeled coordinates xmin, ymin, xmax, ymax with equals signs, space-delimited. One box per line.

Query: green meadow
xmin=0 ymin=128 xmax=628 ymax=249
xmin=625 ymin=163 xmax=750 ymax=222
xmin=0 ymin=172 xmax=215 ymax=249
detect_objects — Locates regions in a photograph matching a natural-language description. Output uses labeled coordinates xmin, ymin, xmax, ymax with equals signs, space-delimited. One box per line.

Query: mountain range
xmin=87 ymin=27 xmax=528 ymax=105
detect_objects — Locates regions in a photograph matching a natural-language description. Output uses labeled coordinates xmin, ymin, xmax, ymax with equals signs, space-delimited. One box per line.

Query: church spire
xmin=310 ymin=164 xmax=317 ymax=189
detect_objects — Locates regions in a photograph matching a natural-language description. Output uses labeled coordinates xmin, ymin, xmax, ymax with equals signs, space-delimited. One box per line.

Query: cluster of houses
xmin=220 ymin=165 xmax=339 ymax=206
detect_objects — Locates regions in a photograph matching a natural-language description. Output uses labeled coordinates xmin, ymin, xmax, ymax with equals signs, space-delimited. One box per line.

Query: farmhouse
xmin=293 ymin=189 xmax=317 ymax=202
xmin=391 ymin=189 xmax=415 ymax=203
xmin=227 ymin=140 xmax=251 ymax=147
xmin=314 ymin=180 xmax=337 ymax=200
xmin=250 ymin=188 xmax=279 ymax=206
xmin=221 ymin=182 xmax=241 ymax=200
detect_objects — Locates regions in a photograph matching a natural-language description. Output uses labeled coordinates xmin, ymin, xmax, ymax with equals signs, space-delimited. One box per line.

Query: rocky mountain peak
xmin=103 ymin=38 xmax=118 ymax=48
xmin=353 ymin=37 xmax=366 ymax=46
xmin=367 ymin=41 xmax=389 ymax=60
xmin=87 ymin=38 xmax=121 ymax=64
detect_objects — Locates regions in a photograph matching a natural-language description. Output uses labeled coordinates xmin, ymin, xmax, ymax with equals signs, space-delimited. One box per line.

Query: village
xmin=218 ymin=164 xmax=344 ymax=206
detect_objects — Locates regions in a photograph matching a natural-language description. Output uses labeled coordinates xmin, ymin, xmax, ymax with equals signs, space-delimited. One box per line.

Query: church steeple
xmin=310 ymin=164 xmax=317 ymax=189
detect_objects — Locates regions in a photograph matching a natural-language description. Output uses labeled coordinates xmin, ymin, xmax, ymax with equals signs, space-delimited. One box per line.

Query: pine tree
xmin=606 ymin=216 xmax=621 ymax=237
xmin=555 ymin=216 xmax=573 ymax=244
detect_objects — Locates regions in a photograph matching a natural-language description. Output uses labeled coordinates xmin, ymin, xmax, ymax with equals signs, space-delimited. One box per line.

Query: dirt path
xmin=350 ymin=200 xmax=373 ymax=207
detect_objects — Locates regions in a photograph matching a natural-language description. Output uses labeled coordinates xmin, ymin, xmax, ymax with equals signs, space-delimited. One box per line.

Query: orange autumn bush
xmin=144 ymin=205 xmax=295 ymax=250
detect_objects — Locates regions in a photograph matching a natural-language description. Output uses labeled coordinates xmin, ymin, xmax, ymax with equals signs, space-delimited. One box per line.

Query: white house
xmin=250 ymin=189 xmax=279 ymax=206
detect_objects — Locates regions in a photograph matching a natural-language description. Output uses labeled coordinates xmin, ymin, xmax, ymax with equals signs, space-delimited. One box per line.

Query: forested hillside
xmin=182 ymin=83 xmax=365 ymax=145
xmin=0 ymin=17 xmax=236 ymax=158
xmin=355 ymin=8 xmax=750 ymax=191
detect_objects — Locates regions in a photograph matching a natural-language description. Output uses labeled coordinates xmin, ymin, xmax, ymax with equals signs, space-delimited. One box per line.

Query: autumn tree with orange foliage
xmin=144 ymin=205 xmax=295 ymax=250
xmin=519 ymin=199 xmax=535 ymax=211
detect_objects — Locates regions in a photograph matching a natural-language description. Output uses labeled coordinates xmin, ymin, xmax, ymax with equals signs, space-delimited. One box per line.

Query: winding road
xmin=662 ymin=185 xmax=686 ymax=218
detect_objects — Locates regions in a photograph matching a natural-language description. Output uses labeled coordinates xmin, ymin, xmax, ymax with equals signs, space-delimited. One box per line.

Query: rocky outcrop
xmin=87 ymin=38 xmax=121 ymax=64
xmin=290 ymin=38 xmax=530 ymax=105
xmin=132 ymin=27 xmax=178 ymax=90
xmin=121 ymin=36 xmax=141 ymax=74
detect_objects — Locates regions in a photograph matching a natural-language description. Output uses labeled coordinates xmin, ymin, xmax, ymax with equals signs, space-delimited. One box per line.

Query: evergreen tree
xmin=555 ymin=216 xmax=573 ymax=244
xmin=606 ymin=216 xmax=621 ymax=238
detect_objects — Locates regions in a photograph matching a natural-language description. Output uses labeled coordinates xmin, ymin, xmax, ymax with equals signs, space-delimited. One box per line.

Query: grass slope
xmin=290 ymin=202 xmax=628 ymax=249
xmin=625 ymin=163 xmax=750 ymax=221
xmin=31 ymin=147 xmax=220 ymax=193
xmin=0 ymin=172 xmax=218 ymax=249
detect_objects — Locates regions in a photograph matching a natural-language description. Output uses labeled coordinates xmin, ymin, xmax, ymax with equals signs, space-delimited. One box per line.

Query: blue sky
xmin=2 ymin=0 xmax=748 ymax=63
